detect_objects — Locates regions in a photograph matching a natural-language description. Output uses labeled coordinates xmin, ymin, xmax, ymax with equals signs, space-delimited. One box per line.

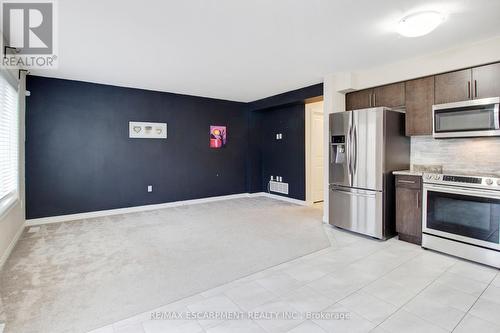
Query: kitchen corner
xmin=332 ymin=62 xmax=500 ymax=269
xmin=392 ymin=140 xmax=500 ymax=268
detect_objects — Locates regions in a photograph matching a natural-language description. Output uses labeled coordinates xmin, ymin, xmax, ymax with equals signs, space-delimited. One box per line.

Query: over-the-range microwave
xmin=433 ymin=97 xmax=500 ymax=138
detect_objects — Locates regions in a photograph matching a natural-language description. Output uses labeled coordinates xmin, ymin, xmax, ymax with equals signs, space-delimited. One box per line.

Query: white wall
xmin=322 ymin=35 xmax=500 ymax=223
xmin=305 ymin=101 xmax=324 ymax=205
xmin=0 ymin=71 xmax=26 ymax=269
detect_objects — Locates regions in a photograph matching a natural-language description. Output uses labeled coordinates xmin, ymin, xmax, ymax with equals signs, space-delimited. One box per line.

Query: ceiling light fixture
xmin=398 ymin=11 xmax=445 ymax=37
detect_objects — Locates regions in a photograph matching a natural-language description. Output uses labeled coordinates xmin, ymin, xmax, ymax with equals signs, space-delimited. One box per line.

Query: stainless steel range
xmin=422 ymin=172 xmax=500 ymax=268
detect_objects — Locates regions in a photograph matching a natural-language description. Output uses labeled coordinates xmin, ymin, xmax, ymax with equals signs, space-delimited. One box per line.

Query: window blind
xmin=0 ymin=73 xmax=19 ymax=202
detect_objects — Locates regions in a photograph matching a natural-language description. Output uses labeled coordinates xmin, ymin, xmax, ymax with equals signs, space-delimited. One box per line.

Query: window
xmin=0 ymin=72 xmax=19 ymax=210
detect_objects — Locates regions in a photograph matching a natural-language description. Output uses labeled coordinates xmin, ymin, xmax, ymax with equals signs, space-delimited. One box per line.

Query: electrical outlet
xmin=147 ymin=185 xmax=153 ymax=192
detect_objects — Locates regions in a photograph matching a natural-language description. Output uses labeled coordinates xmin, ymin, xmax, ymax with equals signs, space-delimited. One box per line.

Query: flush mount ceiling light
xmin=398 ymin=11 xmax=445 ymax=37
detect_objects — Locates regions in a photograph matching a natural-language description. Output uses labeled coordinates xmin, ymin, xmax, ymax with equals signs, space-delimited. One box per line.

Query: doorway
xmin=305 ymin=100 xmax=324 ymax=205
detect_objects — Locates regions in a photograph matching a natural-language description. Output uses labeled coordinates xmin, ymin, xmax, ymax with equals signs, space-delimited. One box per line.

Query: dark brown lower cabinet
xmin=395 ymin=175 xmax=422 ymax=245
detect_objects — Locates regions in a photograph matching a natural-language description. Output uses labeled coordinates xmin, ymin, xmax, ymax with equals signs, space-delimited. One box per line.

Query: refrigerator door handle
xmin=353 ymin=125 xmax=358 ymax=175
xmin=348 ymin=124 xmax=353 ymax=183
xmin=332 ymin=186 xmax=376 ymax=198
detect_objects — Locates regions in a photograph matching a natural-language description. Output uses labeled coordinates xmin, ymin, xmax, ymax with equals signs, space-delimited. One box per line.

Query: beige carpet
xmin=0 ymin=197 xmax=329 ymax=333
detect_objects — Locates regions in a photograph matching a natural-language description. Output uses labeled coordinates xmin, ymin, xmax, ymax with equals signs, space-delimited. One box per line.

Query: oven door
xmin=423 ymin=184 xmax=500 ymax=251
xmin=433 ymin=97 xmax=500 ymax=138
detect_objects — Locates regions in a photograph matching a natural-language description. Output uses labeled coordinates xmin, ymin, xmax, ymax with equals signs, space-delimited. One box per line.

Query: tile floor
xmin=88 ymin=225 xmax=500 ymax=333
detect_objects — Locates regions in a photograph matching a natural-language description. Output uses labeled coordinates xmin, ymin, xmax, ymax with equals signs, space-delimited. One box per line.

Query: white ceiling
xmin=33 ymin=0 xmax=500 ymax=102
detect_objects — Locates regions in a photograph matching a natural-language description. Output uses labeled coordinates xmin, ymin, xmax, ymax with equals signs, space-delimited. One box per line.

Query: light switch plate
xmin=129 ymin=122 xmax=167 ymax=139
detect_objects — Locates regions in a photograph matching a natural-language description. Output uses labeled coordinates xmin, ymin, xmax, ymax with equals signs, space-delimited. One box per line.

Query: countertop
xmin=392 ymin=170 xmax=424 ymax=176
xmin=393 ymin=164 xmax=443 ymax=177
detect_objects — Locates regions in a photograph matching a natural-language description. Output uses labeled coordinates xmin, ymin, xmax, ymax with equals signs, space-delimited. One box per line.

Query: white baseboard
xmin=26 ymin=193 xmax=251 ymax=226
xmin=25 ymin=192 xmax=309 ymax=227
xmin=0 ymin=222 xmax=24 ymax=270
xmin=251 ymin=192 xmax=308 ymax=206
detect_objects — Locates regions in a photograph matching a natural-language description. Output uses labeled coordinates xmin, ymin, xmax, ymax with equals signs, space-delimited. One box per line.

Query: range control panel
xmin=442 ymin=175 xmax=482 ymax=184
xmin=423 ymin=173 xmax=500 ymax=190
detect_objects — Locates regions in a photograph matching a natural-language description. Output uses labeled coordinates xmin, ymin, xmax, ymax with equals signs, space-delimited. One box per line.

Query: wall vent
xmin=269 ymin=181 xmax=289 ymax=195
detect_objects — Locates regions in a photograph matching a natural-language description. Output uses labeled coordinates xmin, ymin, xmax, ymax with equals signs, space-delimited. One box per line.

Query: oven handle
xmin=423 ymin=183 xmax=500 ymax=199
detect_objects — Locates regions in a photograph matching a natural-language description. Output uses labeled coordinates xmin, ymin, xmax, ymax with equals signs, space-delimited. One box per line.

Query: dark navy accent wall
xmin=26 ymin=76 xmax=248 ymax=219
xmin=249 ymin=83 xmax=323 ymax=111
xmin=26 ymin=78 xmax=322 ymax=218
xmin=255 ymin=104 xmax=306 ymax=200
xmin=247 ymin=83 xmax=323 ymax=200
xmin=246 ymin=110 xmax=263 ymax=194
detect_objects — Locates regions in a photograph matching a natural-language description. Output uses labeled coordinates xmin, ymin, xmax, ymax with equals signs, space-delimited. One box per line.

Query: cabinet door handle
xmin=368 ymin=93 xmax=372 ymax=107
xmin=398 ymin=180 xmax=416 ymax=184
xmin=474 ymin=80 xmax=478 ymax=98
xmin=373 ymin=93 xmax=376 ymax=107
xmin=467 ymin=81 xmax=471 ymax=99
xmin=416 ymin=191 xmax=420 ymax=209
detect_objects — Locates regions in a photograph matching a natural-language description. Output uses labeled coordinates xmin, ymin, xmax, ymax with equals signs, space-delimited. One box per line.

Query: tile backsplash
xmin=411 ymin=136 xmax=500 ymax=176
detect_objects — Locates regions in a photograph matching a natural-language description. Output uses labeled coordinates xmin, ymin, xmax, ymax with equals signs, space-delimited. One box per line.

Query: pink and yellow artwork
xmin=209 ymin=125 xmax=227 ymax=148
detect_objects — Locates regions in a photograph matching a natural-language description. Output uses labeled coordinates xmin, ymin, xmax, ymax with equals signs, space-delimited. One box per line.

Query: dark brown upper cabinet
xmin=472 ymin=63 xmax=500 ymax=99
xmin=434 ymin=69 xmax=472 ymax=104
xmin=435 ymin=63 xmax=500 ymax=104
xmin=346 ymin=88 xmax=372 ymax=110
xmin=373 ymin=82 xmax=405 ymax=108
xmin=346 ymin=62 xmax=500 ymax=135
xmin=346 ymin=82 xmax=405 ymax=111
xmin=405 ymin=76 xmax=434 ymax=136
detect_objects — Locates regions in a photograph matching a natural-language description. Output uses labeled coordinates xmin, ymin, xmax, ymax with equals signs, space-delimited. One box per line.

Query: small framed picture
xmin=210 ymin=125 xmax=227 ymax=148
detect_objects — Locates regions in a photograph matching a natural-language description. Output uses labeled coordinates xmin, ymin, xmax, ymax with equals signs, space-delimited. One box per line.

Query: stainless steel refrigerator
xmin=329 ymin=107 xmax=410 ymax=239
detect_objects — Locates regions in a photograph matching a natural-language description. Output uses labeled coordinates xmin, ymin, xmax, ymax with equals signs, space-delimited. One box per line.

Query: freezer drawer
xmin=329 ymin=186 xmax=384 ymax=239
